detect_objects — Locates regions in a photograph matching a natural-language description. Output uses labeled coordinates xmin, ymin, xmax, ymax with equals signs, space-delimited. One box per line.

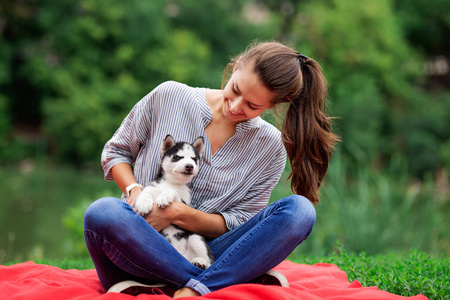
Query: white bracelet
xmin=126 ymin=183 xmax=143 ymax=198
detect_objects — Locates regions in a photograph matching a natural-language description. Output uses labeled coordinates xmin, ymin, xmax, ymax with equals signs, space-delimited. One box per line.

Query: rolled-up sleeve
xmin=101 ymin=92 xmax=154 ymax=180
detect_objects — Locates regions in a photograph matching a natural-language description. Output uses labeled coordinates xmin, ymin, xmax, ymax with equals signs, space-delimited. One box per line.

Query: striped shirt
xmin=101 ymin=81 xmax=287 ymax=230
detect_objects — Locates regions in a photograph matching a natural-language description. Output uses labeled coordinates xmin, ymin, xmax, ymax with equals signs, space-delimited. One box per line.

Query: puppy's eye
xmin=173 ymin=155 xmax=183 ymax=161
xmin=192 ymin=157 xmax=198 ymax=163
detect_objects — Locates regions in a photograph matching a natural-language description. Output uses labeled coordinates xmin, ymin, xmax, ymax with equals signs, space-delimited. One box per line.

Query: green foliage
xmin=1 ymin=0 xmax=213 ymax=162
xmin=1 ymin=0 xmax=449 ymax=179
xmin=393 ymin=91 xmax=450 ymax=176
xmin=61 ymin=190 xmax=115 ymax=258
xmin=0 ymin=0 xmax=280 ymax=163
xmin=272 ymin=153 xmax=450 ymax=256
xmin=395 ymin=0 xmax=450 ymax=56
xmin=288 ymin=0 xmax=450 ymax=177
xmin=0 ymin=95 xmax=10 ymax=138
xmin=33 ymin=0 xmax=213 ymax=162
xmin=292 ymin=0 xmax=437 ymax=172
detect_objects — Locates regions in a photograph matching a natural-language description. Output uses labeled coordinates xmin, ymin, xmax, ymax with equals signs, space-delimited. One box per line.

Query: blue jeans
xmin=84 ymin=195 xmax=316 ymax=295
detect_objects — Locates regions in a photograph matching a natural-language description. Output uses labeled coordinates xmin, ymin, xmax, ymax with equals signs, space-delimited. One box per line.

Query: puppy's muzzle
xmin=184 ymin=164 xmax=194 ymax=175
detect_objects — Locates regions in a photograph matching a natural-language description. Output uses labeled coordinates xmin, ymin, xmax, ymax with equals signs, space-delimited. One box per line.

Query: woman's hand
xmin=143 ymin=201 xmax=184 ymax=232
xmin=142 ymin=201 xmax=228 ymax=238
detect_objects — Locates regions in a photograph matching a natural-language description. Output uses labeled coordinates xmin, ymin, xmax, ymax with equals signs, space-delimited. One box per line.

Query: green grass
xmin=290 ymin=244 xmax=449 ymax=300
xmin=16 ymin=258 xmax=96 ymax=270
xmin=9 ymin=246 xmax=448 ymax=300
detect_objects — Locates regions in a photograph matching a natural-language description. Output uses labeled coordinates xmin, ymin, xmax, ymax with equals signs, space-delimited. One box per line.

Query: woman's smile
xmin=226 ymin=99 xmax=245 ymax=117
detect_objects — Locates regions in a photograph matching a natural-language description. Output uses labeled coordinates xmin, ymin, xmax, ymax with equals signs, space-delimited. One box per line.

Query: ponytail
xmin=225 ymin=41 xmax=339 ymax=204
xmin=282 ymin=59 xmax=339 ymax=204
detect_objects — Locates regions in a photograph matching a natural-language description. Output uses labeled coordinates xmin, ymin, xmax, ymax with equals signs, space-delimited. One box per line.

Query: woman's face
xmin=222 ymin=64 xmax=274 ymax=124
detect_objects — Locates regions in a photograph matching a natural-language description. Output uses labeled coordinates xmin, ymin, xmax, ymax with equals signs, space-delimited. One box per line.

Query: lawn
xmin=292 ymin=245 xmax=449 ymax=300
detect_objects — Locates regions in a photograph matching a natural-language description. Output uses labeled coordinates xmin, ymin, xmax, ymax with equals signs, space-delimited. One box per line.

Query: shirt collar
xmin=236 ymin=116 xmax=262 ymax=131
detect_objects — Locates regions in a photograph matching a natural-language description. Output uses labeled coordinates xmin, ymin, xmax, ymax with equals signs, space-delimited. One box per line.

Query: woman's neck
xmin=205 ymin=89 xmax=237 ymax=128
xmin=204 ymin=89 xmax=238 ymax=155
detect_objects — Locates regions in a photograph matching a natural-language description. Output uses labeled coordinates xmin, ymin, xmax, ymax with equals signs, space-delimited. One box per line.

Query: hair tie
xmin=296 ymin=51 xmax=308 ymax=65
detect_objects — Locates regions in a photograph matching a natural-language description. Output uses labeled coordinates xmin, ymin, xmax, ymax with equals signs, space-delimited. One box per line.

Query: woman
xmin=84 ymin=41 xmax=338 ymax=298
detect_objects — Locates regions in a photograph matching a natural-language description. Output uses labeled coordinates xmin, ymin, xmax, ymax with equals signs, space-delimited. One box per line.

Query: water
xmin=0 ymin=162 xmax=115 ymax=263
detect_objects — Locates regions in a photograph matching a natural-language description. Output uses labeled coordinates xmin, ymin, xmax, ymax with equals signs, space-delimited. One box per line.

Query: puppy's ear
xmin=161 ymin=135 xmax=175 ymax=154
xmin=193 ymin=137 xmax=205 ymax=157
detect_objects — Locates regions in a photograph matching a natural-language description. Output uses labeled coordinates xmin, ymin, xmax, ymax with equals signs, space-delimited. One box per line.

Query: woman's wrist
xmin=128 ymin=186 xmax=143 ymax=198
xmin=171 ymin=202 xmax=191 ymax=224
xmin=126 ymin=183 xmax=143 ymax=198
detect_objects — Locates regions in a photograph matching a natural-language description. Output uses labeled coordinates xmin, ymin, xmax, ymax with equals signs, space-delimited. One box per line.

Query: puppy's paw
xmin=156 ymin=190 xmax=180 ymax=208
xmin=134 ymin=193 xmax=154 ymax=215
xmin=191 ymin=257 xmax=210 ymax=270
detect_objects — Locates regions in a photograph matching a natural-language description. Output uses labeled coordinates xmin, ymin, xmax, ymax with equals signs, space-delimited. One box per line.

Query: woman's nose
xmin=230 ymin=97 xmax=244 ymax=113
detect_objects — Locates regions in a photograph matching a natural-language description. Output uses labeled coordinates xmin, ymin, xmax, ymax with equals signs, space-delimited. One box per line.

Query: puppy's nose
xmin=185 ymin=164 xmax=193 ymax=172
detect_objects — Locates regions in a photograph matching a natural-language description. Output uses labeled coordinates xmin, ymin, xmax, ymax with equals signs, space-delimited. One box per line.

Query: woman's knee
xmin=84 ymin=197 xmax=127 ymax=231
xmin=278 ymin=195 xmax=316 ymax=235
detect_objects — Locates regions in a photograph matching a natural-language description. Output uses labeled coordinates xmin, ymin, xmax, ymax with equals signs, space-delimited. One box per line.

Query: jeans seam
xmin=85 ymin=229 xmax=182 ymax=288
xmin=196 ymin=201 xmax=281 ymax=285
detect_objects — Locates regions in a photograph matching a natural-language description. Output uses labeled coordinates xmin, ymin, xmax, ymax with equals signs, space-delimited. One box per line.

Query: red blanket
xmin=0 ymin=260 xmax=428 ymax=300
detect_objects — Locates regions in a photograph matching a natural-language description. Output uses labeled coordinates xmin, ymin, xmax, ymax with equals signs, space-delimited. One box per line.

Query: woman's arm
xmin=101 ymin=89 xmax=155 ymax=181
xmin=111 ymin=163 xmax=143 ymax=206
xmin=144 ymin=202 xmax=228 ymax=239
xmin=173 ymin=203 xmax=228 ymax=239
xmin=112 ymin=162 xmax=227 ymax=238
xmin=111 ymin=160 xmax=227 ymax=238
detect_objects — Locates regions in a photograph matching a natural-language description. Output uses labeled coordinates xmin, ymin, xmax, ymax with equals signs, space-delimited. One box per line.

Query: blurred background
xmin=0 ymin=0 xmax=449 ymax=264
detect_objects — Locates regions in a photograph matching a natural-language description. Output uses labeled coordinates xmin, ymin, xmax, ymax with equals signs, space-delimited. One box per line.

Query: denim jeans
xmin=83 ymin=195 xmax=316 ymax=295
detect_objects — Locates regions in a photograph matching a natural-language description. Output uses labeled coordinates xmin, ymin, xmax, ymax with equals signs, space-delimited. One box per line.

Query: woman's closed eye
xmin=233 ymin=84 xmax=260 ymax=110
xmin=248 ymin=103 xmax=259 ymax=110
xmin=232 ymin=84 xmax=239 ymax=95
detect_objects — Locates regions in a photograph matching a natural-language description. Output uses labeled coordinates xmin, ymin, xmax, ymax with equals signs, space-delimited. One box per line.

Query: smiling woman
xmin=84 ymin=41 xmax=339 ymax=298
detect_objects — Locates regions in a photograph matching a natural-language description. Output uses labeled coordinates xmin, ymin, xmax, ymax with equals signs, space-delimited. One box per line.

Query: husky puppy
xmin=134 ymin=135 xmax=214 ymax=270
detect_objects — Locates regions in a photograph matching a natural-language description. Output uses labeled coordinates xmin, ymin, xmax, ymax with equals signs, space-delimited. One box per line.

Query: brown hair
xmin=223 ymin=41 xmax=339 ymax=204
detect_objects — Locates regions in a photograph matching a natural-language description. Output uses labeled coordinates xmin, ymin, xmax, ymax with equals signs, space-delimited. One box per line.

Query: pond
xmin=0 ymin=162 xmax=116 ymax=263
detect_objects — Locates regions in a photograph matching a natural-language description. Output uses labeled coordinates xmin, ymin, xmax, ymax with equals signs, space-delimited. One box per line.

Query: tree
xmin=288 ymin=0 xmax=449 ymax=176
xmin=1 ymin=0 xmax=213 ymax=162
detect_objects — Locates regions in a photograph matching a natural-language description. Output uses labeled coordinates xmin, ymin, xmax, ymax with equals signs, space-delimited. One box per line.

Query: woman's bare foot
xmin=173 ymin=287 xmax=201 ymax=298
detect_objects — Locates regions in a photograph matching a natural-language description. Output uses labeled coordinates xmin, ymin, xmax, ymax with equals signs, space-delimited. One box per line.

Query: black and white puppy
xmin=134 ymin=135 xmax=214 ymax=269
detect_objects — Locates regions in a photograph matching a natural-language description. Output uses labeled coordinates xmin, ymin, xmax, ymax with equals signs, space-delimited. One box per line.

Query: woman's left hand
xmin=143 ymin=201 xmax=184 ymax=232
xmin=143 ymin=201 xmax=228 ymax=238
